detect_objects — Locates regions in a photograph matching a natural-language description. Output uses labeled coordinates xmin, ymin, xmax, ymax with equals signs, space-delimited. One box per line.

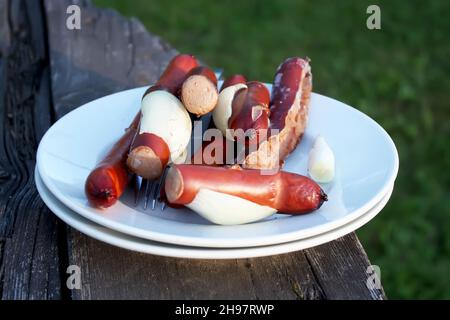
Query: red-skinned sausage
xmin=220 ymin=74 xmax=247 ymax=91
xmin=143 ymin=54 xmax=199 ymax=98
xmin=165 ymin=164 xmax=327 ymax=214
xmin=85 ymin=113 xmax=140 ymax=208
xmin=181 ymin=66 xmax=218 ymax=116
xmin=127 ymin=54 xmax=199 ymax=180
xmin=190 ymin=135 xmax=235 ymax=166
xmin=243 ymin=57 xmax=312 ymax=169
xmin=228 ymin=81 xmax=270 ymax=147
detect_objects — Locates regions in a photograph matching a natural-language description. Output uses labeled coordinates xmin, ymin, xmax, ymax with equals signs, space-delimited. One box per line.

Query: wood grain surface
xmin=0 ymin=0 xmax=62 ymax=299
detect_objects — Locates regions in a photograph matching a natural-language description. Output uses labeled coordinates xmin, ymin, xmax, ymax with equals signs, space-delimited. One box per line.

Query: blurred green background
xmin=94 ymin=0 xmax=450 ymax=299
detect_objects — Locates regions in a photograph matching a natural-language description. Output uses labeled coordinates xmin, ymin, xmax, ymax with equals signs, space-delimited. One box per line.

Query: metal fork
xmin=132 ymin=166 xmax=169 ymax=210
xmin=133 ymin=68 xmax=224 ymax=210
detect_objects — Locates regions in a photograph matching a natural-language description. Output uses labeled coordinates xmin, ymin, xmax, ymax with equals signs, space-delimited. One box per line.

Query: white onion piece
xmin=172 ymin=147 xmax=188 ymax=164
xmin=140 ymin=90 xmax=192 ymax=162
xmin=308 ymin=135 xmax=335 ymax=183
xmin=187 ymin=189 xmax=276 ymax=225
xmin=212 ymin=83 xmax=247 ymax=140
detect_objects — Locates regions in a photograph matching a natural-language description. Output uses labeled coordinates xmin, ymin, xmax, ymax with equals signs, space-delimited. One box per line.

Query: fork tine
xmin=147 ymin=180 xmax=157 ymax=210
xmin=142 ymin=179 xmax=151 ymax=210
xmin=134 ymin=167 xmax=169 ymax=210
xmin=132 ymin=174 xmax=140 ymax=205
xmin=151 ymin=181 xmax=158 ymax=210
xmin=152 ymin=166 xmax=169 ymax=210
xmin=213 ymin=68 xmax=224 ymax=81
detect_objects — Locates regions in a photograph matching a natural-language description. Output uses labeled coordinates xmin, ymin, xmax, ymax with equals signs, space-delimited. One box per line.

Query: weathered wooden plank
xmin=43 ymin=0 xmax=385 ymax=300
xmin=44 ymin=0 xmax=177 ymax=118
xmin=304 ymin=233 xmax=385 ymax=299
xmin=68 ymin=228 xmax=325 ymax=300
xmin=0 ymin=0 xmax=61 ymax=299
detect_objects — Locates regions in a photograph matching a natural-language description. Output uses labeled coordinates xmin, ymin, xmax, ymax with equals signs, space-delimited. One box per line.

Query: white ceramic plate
xmin=36 ymin=83 xmax=399 ymax=248
xmin=35 ymin=167 xmax=393 ymax=259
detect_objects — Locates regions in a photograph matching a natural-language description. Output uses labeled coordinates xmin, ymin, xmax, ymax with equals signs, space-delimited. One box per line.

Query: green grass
xmin=94 ymin=0 xmax=450 ymax=299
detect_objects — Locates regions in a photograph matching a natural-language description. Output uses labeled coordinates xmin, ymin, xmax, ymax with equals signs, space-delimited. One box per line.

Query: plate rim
xmin=36 ymin=86 xmax=399 ymax=248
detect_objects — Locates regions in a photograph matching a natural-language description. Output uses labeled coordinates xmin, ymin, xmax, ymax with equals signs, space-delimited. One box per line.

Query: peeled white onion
xmin=140 ymin=90 xmax=192 ymax=162
xmin=187 ymin=189 xmax=276 ymax=225
xmin=212 ymin=83 xmax=247 ymax=140
xmin=308 ymin=135 xmax=335 ymax=183
xmin=172 ymin=147 xmax=188 ymax=164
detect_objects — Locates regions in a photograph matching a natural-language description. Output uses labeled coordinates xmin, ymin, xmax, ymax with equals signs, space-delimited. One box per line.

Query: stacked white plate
xmin=35 ymin=84 xmax=399 ymax=259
